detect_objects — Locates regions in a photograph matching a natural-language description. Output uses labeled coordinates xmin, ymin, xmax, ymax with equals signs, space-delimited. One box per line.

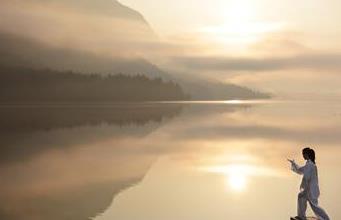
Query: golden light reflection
xmin=200 ymin=162 xmax=281 ymax=192
xmin=227 ymin=173 xmax=247 ymax=192
xmin=214 ymin=164 xmax=251 ymax=192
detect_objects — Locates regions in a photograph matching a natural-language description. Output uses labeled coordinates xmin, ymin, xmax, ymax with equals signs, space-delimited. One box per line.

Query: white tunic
xmin=291 ymin=159 xmax=320 ymax=201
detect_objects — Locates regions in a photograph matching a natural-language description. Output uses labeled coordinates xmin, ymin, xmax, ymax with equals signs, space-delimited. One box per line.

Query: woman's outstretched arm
xmin=288 ymin=159 xmax=305 ymax=175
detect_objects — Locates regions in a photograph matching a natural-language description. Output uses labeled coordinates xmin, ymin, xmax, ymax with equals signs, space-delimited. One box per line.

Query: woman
xmin=288 ymin=147 xmax=330 ymax=220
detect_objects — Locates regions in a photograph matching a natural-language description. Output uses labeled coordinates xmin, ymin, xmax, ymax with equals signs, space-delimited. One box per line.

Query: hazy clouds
xmin=171 ymin=53 xmax=341 ymax=72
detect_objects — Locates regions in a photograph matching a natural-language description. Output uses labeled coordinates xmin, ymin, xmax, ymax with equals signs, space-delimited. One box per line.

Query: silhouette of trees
xmin=0 ymin=65 xmax=190 ymax=103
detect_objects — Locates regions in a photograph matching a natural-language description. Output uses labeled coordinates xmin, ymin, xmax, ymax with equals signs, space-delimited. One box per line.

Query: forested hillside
xmin=0 ymin=65 xmax=189 ymax=103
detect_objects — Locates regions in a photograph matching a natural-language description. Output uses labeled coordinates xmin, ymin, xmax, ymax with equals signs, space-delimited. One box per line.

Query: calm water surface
xmin=0 ymin=100 xmax=340 ymax=220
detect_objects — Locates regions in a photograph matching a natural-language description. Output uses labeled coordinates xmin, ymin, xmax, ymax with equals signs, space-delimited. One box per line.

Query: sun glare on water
xmin=224 ymin=164 xmax=249 ymax=192
xmin=227 ymin=173 xmax=247 ymax=192
xmin=201 ymin=162 xmax=279 ymax=193
xmin=202 ymin=164 xmax=252 ymax=193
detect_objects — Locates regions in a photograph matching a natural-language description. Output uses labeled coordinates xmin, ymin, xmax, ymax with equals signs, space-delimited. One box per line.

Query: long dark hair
xmin=303 ymin=147 xmax=316 ymax=164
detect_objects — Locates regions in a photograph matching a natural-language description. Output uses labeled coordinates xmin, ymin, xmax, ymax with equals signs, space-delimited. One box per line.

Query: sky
xmin=120 ymin=0 xmax=341 ymax=49
xmin=120 ymin=0 xmax=341 ymax=97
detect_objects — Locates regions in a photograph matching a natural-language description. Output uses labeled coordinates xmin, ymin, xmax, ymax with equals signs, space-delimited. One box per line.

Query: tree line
xmin=0 ymin=65 xmax=190 ymax=103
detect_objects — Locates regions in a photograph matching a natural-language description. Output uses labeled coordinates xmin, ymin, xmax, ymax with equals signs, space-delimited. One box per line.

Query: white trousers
xmin=298 ymin=191 xmax=330 ymax=220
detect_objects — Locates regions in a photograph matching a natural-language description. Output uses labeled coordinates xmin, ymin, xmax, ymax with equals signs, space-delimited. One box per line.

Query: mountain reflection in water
xmin=0 ymin=103 xmax=184 ymax=220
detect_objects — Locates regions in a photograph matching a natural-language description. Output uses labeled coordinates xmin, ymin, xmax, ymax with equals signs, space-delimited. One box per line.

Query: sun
xmin=198 ymin=0 xmax=285 ymax=53
xmin=226 ymin=0 xmax=255 ymax=23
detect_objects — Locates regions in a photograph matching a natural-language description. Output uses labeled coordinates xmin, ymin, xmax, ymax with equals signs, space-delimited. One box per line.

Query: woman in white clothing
xmin=288 ymin=147 xmax=330 ymax=220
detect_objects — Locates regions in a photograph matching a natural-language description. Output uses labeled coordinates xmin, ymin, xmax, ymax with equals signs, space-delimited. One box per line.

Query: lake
xmin=0 ymin=99 xmax=340 ymax=220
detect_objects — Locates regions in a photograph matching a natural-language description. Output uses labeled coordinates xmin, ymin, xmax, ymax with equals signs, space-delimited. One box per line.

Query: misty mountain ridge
xmin=0 ymin=0 xmax=271 ymax=100
xmin=0 ymin=32 xmax=270 ymax=100
xmin=1 ymin=0 xmax=156 ymax=54
xmin=44 ymin=0 xmax=150 ymax=22
xmin=0 ymin=32 xmax=172 ymax=80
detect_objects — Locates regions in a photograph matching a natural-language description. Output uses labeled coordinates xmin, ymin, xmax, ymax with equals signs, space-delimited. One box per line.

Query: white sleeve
xmin=291 ymin=161 xmax=305 ymax=175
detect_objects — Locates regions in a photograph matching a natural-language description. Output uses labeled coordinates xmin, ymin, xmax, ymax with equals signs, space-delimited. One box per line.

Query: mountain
xmin=0 ymin=31 xmax=270 ymax=100
xmin=0 ymin=32 xmax=172 ymax=80
xmin=0 ymin=0 xmax=156 ymax=56
xmin=0 ymin=0 xmax=271 ymax=100
xmin=37 ymin=0 xmax=156 ymax=37
xmin=44 ymin=0 xmax=152 ymax=23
